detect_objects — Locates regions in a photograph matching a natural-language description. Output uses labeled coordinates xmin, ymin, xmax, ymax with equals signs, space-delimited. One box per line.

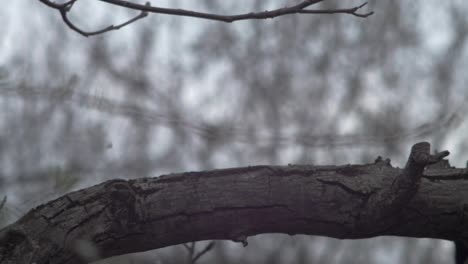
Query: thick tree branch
xmin=38 ymin=0 xmax=373 ymax=37
xmin=2 ymin=142 xmax=465 ymax=264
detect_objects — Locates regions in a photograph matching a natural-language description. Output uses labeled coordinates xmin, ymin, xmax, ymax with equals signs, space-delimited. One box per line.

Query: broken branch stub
xmin=358 ymin=142 xmax=450 ymax=230
xmin=405 ymin=142 xmax=450 ymax=180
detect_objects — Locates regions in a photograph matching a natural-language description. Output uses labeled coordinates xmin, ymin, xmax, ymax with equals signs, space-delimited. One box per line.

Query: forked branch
xmin=2 ymin=142 xmax=467 ymax=264
xmin=38 ymin=0 xmax=373 ymax=37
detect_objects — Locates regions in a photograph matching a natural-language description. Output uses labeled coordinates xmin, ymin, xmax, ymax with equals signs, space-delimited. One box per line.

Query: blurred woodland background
xmin=2 ymin=0 xmax=468 ymax=263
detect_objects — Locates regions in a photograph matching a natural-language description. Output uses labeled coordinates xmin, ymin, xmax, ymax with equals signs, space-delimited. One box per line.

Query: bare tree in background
xmin=1 ymin=0 xmax=468 ymax=263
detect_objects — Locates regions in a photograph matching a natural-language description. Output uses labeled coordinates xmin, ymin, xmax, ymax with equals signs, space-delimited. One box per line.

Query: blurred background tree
xmin=1 ymin=0 xmax=468 ymax=263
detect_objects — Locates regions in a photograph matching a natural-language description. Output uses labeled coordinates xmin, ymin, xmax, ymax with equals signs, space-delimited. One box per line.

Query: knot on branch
xmin=0 ymin=228 xmax=31 ymax=261
xmin=374 ymin=156 xmax=392 ymax=166
xmin=103 ymin=180 xmax=141 ymax=230
xmin=231 ymin=234 xmax=248 ymax=247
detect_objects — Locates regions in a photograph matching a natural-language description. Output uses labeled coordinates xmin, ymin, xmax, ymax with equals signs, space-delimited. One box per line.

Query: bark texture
xmin=1 ymin=142 xmax=466 ymax=264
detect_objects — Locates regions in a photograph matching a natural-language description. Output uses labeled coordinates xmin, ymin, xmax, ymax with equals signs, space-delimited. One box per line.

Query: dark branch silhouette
xmin=2 ymin=142 xmax=466 ymax=264
xmin=38 ymin=0 xmax=373 ymax=37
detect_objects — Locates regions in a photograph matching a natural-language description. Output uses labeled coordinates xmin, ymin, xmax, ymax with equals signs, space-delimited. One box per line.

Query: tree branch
xmin=38 ymin=0 xmax=373 ymax=37
xmin=2 ymin=142 xmax=462 ymax=264
xmin=38 ymin=0 xmax=149 ymax=37
xmin=0 ymin=196 xmax=6 ymax=211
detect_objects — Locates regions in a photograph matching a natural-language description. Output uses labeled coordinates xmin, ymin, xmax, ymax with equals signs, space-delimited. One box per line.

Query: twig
xmin=192 ymin=241 xmax=215 ymax=263
xmin=38 ymin=0 xmax=373 ymax=37
xmin=0 ymin=196 xmax=6 ymax=211
xmin=183 ymin=241 xmax=215 ymax=264
xmin=38 ymin=0 xmax=149 ymax=37
xmin=183 ymin=242 xmax=195 ymax=264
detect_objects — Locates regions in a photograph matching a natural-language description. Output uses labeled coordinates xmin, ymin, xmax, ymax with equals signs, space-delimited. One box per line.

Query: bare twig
xmin=299 ymin=2 xmax=373 ymax=18
xmin=0 ymin=196 xmax=6 ymax=211
xmin=183 ymin=241 xmax=215 ymax=264
xmin=192 ymin=241 xmax=215 ymax=263
xmin=183 ymin=242 xmax=195 ymax=264
xmin=38 ymin=0 xmax=373 ymax=37
xmin=38 ymin=0 xmax=149 ymax=37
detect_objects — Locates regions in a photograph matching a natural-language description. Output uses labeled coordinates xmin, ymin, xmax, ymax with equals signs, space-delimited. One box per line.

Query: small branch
xmin=38 ymin=0 xmax=373 ymax=37
xmin=299 ymin=2 xmax=373 ymax=18
xmin=192 ymin=242 xmax=215 ymax=263
xmin=38 ymin=0 xmax=149 ymax=37
xmin=183 ymin=242 xmax=195 ymax=264
xmin=0 ymin=196 xmax=6 ymax=211
xmin=183 ymin=241 xmax=214 ymax=264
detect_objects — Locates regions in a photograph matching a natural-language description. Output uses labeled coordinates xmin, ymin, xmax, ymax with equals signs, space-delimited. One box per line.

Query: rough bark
xmin=1 ymin=142 xmax=467 ymax=264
